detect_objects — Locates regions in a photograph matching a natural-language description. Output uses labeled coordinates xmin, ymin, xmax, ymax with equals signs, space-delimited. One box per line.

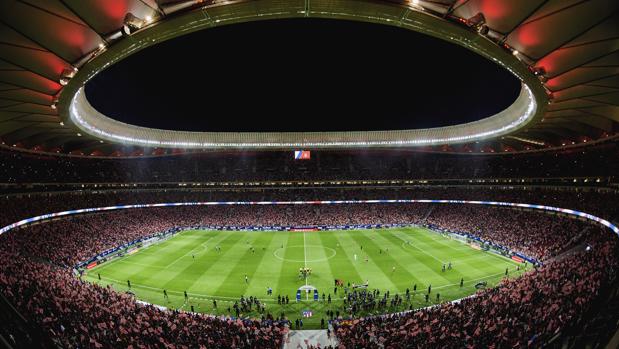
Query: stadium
xmin=0 ymin=0 xmax=618 ymax=348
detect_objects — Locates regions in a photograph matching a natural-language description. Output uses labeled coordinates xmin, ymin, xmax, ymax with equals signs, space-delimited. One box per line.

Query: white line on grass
xmin=481 ymin=249 xmax=523 ymax=264
xmin=433 ymin=270 xmax=509 ymax=291
xmin=114 ymin=259 xmax=166 ymax=269
xmin=424 ymin=229 xmax=525 ymax=265
xmin=90 ymin=267 xmax=524 ymax=306
xmin=393 ymin=231 xmax=447 ymax=265
xmin=303 ymin=231 xmax=308 ymax=286
xmin=164 ymin=236 xmax=216 ymax=270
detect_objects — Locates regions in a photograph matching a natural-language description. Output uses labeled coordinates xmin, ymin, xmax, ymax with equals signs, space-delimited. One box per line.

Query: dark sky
xmin=86 ymin=18 xmax=520 ymax=132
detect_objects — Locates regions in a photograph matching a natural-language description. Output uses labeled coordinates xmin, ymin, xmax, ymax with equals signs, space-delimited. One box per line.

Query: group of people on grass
xmin=0 ymin=191 xmax=617 ymax=348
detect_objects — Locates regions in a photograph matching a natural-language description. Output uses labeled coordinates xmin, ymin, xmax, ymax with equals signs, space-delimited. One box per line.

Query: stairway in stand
xmin=284 ymin=329 xmax=338 ymax=348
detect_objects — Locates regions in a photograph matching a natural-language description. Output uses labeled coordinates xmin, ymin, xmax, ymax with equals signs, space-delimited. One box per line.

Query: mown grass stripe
xmin=245 ymin=232 xmax=288 ymax=297
xmin=347 ymin=230 xmax=427 ymax=292
xmin=213 ymin=232 xmax=276 ymax=297
xmin=304 ymin=231 xmax=335 ymax=298
xmin=332 ymin=231 xmax=398 ymax=291
xmin=386 ymin=229 xmax=468 ymax=282
xmin=182 ymin=232 xmax=255 ymax=295
xmin=275 ymin=232 xmax=305 ymax=300
xmin=82 ymin=227 xmax=529 ymax=329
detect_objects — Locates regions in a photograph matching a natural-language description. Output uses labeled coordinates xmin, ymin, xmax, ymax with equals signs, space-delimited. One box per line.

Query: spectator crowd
xmin=1 ymin=141 xmax=616 ymax=183
xmin=0 ymin=199 xmax=617 ymax=348
xmin=333 ymin=231 xmax=617 ymax=348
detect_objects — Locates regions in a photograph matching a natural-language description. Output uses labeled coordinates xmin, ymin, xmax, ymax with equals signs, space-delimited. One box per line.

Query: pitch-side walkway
xmin=284 ymin=329 xmax=338 ymax=348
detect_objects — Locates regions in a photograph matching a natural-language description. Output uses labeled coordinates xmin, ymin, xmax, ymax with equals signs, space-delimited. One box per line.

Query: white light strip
xmin=69 ymin=84 xmax=537 ymax=149
xmin=507 ymin=135 xmax=545 ymax=146
xmin=2 ymin=199 xmax=617 ymax=236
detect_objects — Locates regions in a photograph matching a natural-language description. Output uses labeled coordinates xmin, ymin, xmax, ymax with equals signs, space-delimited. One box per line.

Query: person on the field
xmin=460 ymin=278 xmax=464 ymax=287
xmin=184 ymin=290 xmax=188 ymax=301
xmin=98 ymin=273 xmax=101 ymax=280
xmin=213 ymin=299 xmax=217 ymax=308
xmin=505 ymin=267 xmax=509 ymax=276
xmin=245 ymin=274 xmax=249 ymax=283
xmin=448 ymin=261 xmax=452 ymax=270
xmin=392 ymin=266 xmax=396 ymax=273
xmin=127 ymin=280 xmax=131 ymax=289
xmin=428 ymin=284 xmax=431 ymax=294
xmin=442 ymin=264 xmax=446 ymax=272
xmin=163 ymin=289 xmax=168 ymax=299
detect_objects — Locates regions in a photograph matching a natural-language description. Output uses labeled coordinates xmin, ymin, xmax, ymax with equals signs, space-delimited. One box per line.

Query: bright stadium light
xmin=122 ymin=13 xmax=147 ymax=35
xmin=1 ymin=200 xmax=618 ymax=237
xmin=69 ymin=84 xmax=538 ymax=149
xmin=59 ymin=67 xmax=78 ymax=86
xmin=62 ymin=3 xmax=547 ymax=151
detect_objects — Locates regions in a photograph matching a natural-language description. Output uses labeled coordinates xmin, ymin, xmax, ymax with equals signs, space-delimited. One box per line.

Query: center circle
xmin=273 ymin=245 xmax=337 ymax=263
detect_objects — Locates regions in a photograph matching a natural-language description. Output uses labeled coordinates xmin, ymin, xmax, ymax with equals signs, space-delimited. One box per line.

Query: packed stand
xmin=426 ymin=205 xmax=590 ymax=261
xmin=1 ymin=141 xmax=616 ymax=183
xmin=1 ymin=186 xmax=617 ymax=231
xmin=333 ymin=230 xmax=618 ymax=348
xmin=2 ymin=201 xmax=617 ymax=347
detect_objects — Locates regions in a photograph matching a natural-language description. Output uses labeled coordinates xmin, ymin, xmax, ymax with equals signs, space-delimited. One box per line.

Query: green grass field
xmin=85 ymin=227 xmax=526 ymax=328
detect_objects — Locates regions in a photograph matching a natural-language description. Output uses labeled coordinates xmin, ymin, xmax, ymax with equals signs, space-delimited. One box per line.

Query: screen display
xmin=294 ymin=150 xmax=311 ymax=160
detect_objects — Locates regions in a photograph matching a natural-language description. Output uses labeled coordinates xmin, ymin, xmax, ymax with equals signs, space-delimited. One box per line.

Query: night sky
xmin=86 ymin=18 xmax=520 ymax=132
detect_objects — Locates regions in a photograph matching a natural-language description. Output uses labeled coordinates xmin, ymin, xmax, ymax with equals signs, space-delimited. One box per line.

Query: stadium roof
xmin=0 ymin=0 xmax=617 ymax=157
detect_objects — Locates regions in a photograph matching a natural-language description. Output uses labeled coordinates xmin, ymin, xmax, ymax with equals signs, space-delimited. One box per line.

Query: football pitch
xmin=85 ymin=227 xmax=526 ymax=328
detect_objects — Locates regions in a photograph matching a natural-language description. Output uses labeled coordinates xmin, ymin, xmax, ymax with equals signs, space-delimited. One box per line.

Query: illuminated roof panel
xmin=0 ymin=0 xmax=616 ymax=156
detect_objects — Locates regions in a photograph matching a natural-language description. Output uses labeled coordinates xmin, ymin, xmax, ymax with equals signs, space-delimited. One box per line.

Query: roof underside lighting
xmin=59 ymin=67 xmax=77 ymax=86
xmin=506 ymin=135 xmax=544 ymax=146
xmin=69 ymin=82 xmax=537 ymax=149
xmin=122 ymin=13 xmax=147 ymax=35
